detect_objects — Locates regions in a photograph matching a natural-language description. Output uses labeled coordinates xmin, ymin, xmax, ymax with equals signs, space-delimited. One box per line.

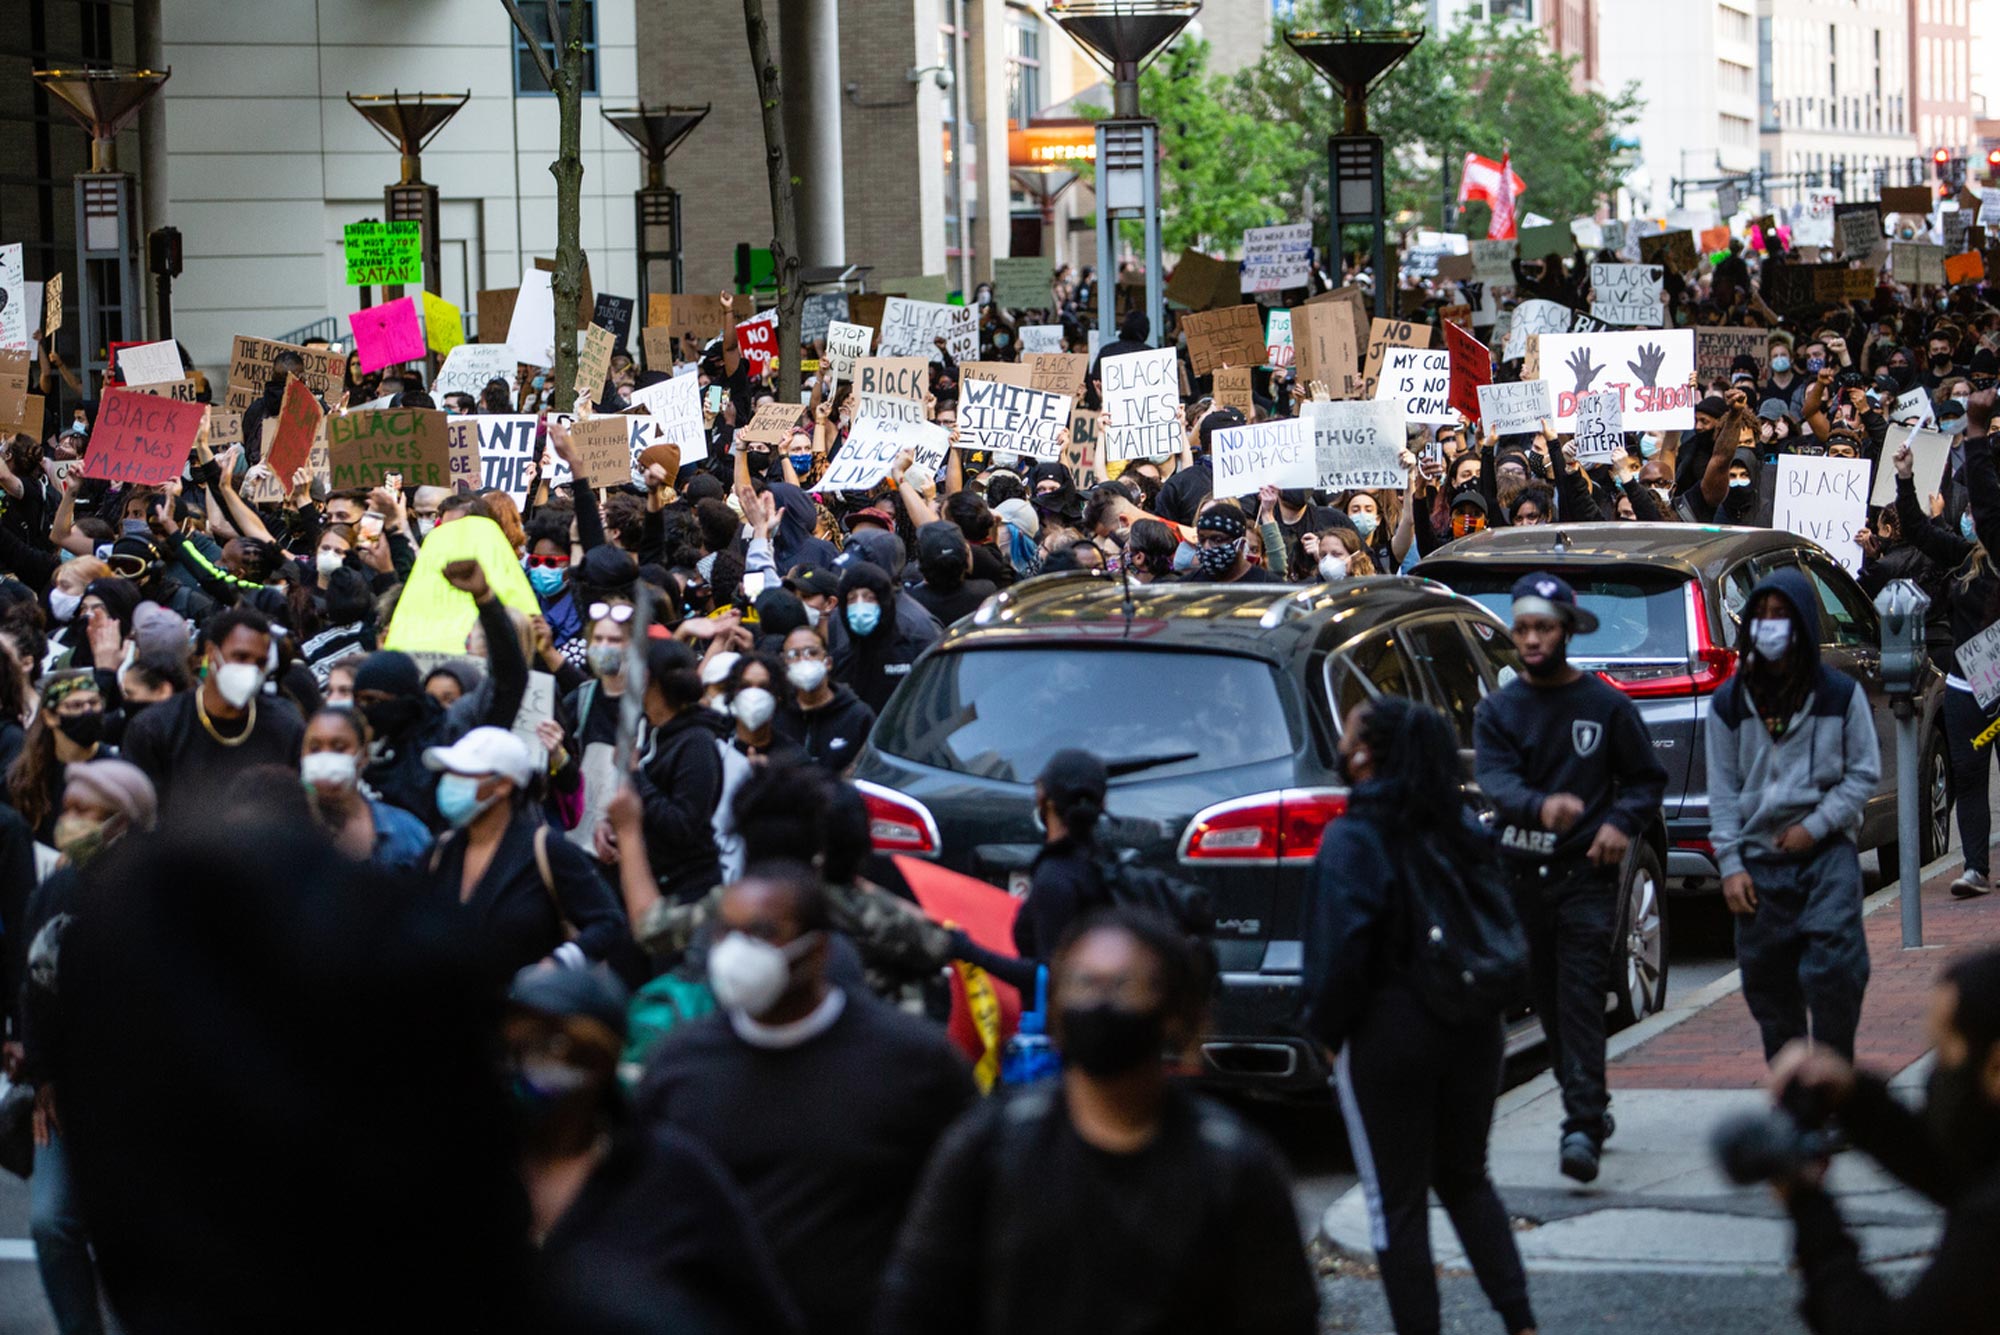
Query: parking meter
xmin=1876 ymin=579 xmax=1931 ymax=697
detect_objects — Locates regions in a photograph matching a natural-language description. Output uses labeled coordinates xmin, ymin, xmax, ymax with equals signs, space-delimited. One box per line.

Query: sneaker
xmin=1602 ymin=1112 xmax=1617 ymax=1144
xmin=1560 ymin=1131 xmax=1601 ymax=1184
xmin=1951 ymin=869 xmax=1991 ymax=899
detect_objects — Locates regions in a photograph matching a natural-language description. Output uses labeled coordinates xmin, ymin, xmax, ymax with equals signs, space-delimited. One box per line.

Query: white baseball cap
xmin=423 ymin=726 xmax=534 ymax=788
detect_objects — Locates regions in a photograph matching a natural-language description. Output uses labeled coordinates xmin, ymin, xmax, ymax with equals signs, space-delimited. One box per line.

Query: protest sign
xmin=1943 ymin=209 xmax=1971 ymax=254
xmin=1535 ymin=330 xmax=1696 ymax=430
xmin=847 ymin=293 xmax=887 ymax=335
xmin=1240 ymin=224 xmax=1312 ymax=293
xmin=592 ymin=293 xmax=635 ymax=350
xmin=1214 ymin=416 xmax=1315 ymax=494
xmin=266 ymin=377 xmax=324 ymax=481
xmin=0 ymin=244 xmax=24 ymax=350
xmin=130 ymin=378 xmax=201 ymax=402
xmin=42 ymin=273 xmax=61 ymax=338
xmin=1889 ymin=386 xmax=1935 ymax=428
xmin=1946 ymin=251 xmax=1986 ymax=285
xmin=1774 ymin=454 xmax=1869 ymax=573
xmin=820 ymin=417 xmax=949 ymax=492
xmin=511 ymin=670 xmax=558 ymax=772
xmin=877 ymin=274 xmax=950 ymax=303
xmin=1290 ymin=302 xmax=1355 ymax=393
xmin=1183 ymin=304 xmax=1267 ymax=376
xmin=825 ymin=321 xmax=874 ymax=382
xmin=739 ymin=401 xmax=805 ymax=447
xmin=240 ymin=464 xmax=286 ymax=505
xmin=960 ymin=379 xmax=1074 ymax=462
xmin=1572 ymin=390 xmax=1624 ymax=463
xmin=434 ymin=344 xmax=516 ymax=407
xmin=1892 ymin=242 xmax=1946 ymax=287
xmin=1695 ymin=327 xmax=1771 ymax=386
xmin=116 ymin=339 xmax=183 ymax=387
xmin=506 ymin=269 xmax=557 ymax=367
xmin=326 ymin=408 xmax=450 ymax=489
xmin=1503 ymin=299 xmax=1570 ymax=363
xmin=1164 ymin=249 xmax=1237 ymax=311
xmin=1020 ymin=325 xmax=1064 ymax=354
xmin=1600 ymin=220 xmax=1630 ymax=256
xmin=1476 ymin=379 xmax=1551 ymax=436
xmin=0 ymin=351 xmax=27 ymax=427
xmin=349 ymin=297 xmax=426 ymax=373
xmin=1516 ymin=221 xmax=1571 ymax=262
xmin=476 ymin=287 xmax=520 ymax=350
xmin=1638 ymin=229 xmax=1698 ymax=274
xmin=641 ymin=327 xmax=673 ymax=373
xmin=383 ymin=517 xmax=539 ymax=655
xmin=1265 ymin=309 xmax=1293 ymax=370
xmin=879 ymin=298 xmax=970 ymax=362
xmin=1308 ymin=398 xmax=1407 ymax=491
xmin=990 ymin=257 xmax=1051 ymax=312
xmin=573 ymin=323 xmax=615 ymax=405
xmin=800 ymin=291 xmax=849 ymax=345
xmin=1793 ymin=192 xmax=1838 ymax=248
xmin=1213 ymin=366 xmax=1255 ymax=416
xmin=1025 ymin=352 xmax=1087 ymax=398
xmin=961 ymin=362 xmax=1030 ymax=387
xmin=646 ymin=293 xmax=671 ymax=329
xmin=1698 ymin=225 xmax=1730 ymax=255
xmin=0 ymin=389 xmax=42 ymax=443
xmin=569 ymin=415 xmax=634 ymax=486
xmin=1442 ymin=321 xmax=1490 ymax=422
xmin=343 ymin=221 xmax=421 ymax=286
xmin=735 ymin=310 xmax=780 ymax=378
xmin=1373 ymin=347 xmax=1454 ymax=425
xmin=209 ymin=410 xmax=243 ymax=447
xmin=1068 ymin=408 xmax=1104 ymax=486
xmin=1588 ymin=263 xmax=1665 ymax=326
xmin=1760 ymin=264 xmax=1818 ymax=314
xmin=1880 ymin=186 xmax=1933 ymax=217
xmin=1436 ymin=255 xmax=1475 ymax=283
xmin=83 ymin=389 xmax=204 ymax=486
xmin=1871 ymin=426 xmax=1950 ymax=507
xmin=660 ymin=294 xmax=724 ymax=361
xmin=1835 ymin=204 xmax=1882 ymax=261
xmin=853 ymin=356 xmax=928 ymax=410
xmin=1360 ymin=318 xmax=1432 ymax=399
xmin=1101 ymin=348 xmax=1180 ymax=463
xmin=1466 ymin=239 xmax=1520 ymax=284
xmin=462 ymin=415 xmax=539 ymax=502
xmin=444 ymin=418 xmax=482 ymax=492
xmin=1982 ymin=188 xmax=2000 ymax=225
xmin=629 ymin=371 xmax=705 ymax=451
xmin=422 ymin=291 xmax=464 ymax=355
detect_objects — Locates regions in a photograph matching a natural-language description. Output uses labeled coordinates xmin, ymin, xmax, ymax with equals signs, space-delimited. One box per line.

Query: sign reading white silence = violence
xmin=1100 ymin=348 xmax=1180 ymax=463
xmin=958 ymin=379 xmax=1075 ymax=462
xmin=818 ymin=417 xmax=950 ymax=492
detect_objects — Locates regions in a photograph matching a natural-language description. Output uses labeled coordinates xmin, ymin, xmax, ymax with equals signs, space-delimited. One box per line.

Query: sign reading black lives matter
xmin=1100 ymin=348 xmax=1179 ymax=462
xmin=958 ymin=378 xmax=1075 ymax=462
xmin=1588 ymin=263 xmax=1664 ymax=327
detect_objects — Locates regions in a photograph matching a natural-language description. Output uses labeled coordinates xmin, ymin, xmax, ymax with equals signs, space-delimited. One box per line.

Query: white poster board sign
xmin=819 ymin=417 xmax=949 ymax=492
xmin=1535 ymin=330 xmax=1696 ymax=430
xmin=1957 ymin=620 xmax=2000 ymax=710
xmin=506 ymin=267 xmax=557 ymax=367
xmin=879 ymin=298 xmax=975 ymax=363
xmin=1588 ymin=263 xmax=1665 ymax=327
xmin=0 ymin=245 xmax=23 ymax=351
xmin=958 ymin=378 xmax=1074 ymax=462
xmin=1773 ymin=454 xmax=1870 ymax=573
xmin=1020 ymin=325 xmax=1064 ymax=354
xmin=117 ymin=339 xmax=185 ymax=387
xmin=1240 ymin=223 xmax=1313 ymax=293
xmin=1476 ymin=379 xmax=1551 ymax=436
xmin=825 ymin=321 xmax=874 ymax=382
xmin=1100 ymin=348 xmax=1180 ymax=462
xmin=1871 ymin=426 xmax=1952 ymax=508
xmin=1503 ymin=299 xmax=1570 ymax=362
xmin=1889 ymin=387 xmax=1935 ymax=428
xmin=630 ymin=370 xmax=706 ymax=456
xmin=1572 ymin=390 xmax=1624 ymax=463
xmin=435 ymin=344 xmax=519 ymax=405
xmin=1372 ymin=347 xmax=1455 ymax=425
xmin=1309 ymin=398 xmax=1408 ymax=492
xmin=1212 ymin=416 xmax=1315 ymax=495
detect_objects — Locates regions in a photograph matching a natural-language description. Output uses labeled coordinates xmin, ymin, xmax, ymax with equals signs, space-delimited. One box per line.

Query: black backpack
xmin=1397 ymin=835 xmax=1529 ymax=1026
xmin=1094 ymin=847 xmax=1214 ymax=938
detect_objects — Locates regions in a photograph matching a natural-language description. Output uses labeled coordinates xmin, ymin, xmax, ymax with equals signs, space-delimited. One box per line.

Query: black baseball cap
xmin=1509 ymin=572 xmax=1600 ymax=634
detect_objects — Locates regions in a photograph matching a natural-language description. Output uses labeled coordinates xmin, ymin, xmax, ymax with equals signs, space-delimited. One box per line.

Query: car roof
xmin=1417 ymin=521 xmax=1814 ymax=582
xmin=937 ymin=572 xmax=1498 ymax=662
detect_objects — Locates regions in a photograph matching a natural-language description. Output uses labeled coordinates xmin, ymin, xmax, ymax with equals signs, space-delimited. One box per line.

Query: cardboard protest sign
xmin=444 ymin=417 xmax=481 ymax=492
xmin=1240 ymin=224 xmax=1312 ymax=293
xmin=1291 ymin=302 xmax=1356 ymax=393
xmin=349 ymin=297 xmax=426 ymax=374
xmin=1164 ymin=249 xmax=1237 ymax=311
xmin=1698 ymin=225 xmax=1729 ymax=255
xmin=1476 ymin=379 xmax=1551 ymax=436
xmin=434 ymin=344 xmax=517 ymax=407
xmin=1773 ymin=454 xmax=1869 ymax=573
xmin=1373 ymin=347 xmax=1454 ymax=425
xmin=0 ymin=350 xmax=28 ymax=427
xmin=1265 ymin=309 xmax=1293 ymax=369
xmin=960 ymin=379 xmax=1074 ymax=462
xmin=1636 ymin=229 xmax=1697 ymax=275
xmin=645 ymin=293 xmax=672 ymax=330
xmin=0 ymin=388 xmax=43 ymax=443
xmin=1213 ymin=366 xmax=1255 ymax=416
xmin=82 ymin=389 xmax=204 ymax=486
xmin=1572 ymin=390 xmax=1624 ymax=463
xmin=568 ymin=415 xmax=634 ymax=486
xmin=461 ymin=415 xmax=539 ymax=502
xmin=628 ymin=371 xmax=704 ymax=451
xmin=1067 ymin=408 xmax=1104 ymax=486
xmin=1182 ymin=304 xmax=1266 ymax=376
xmin=960 ymin=363 xmax=1030 ymax=390
xmin=1020 ymin=325 xmax=1064 ymax=354
xmin=1892 ymin=242 xmax=1946 ymax=287
xmin=208 ymin=409 xmax=243 ymax=447
xmin=129 ymin=378 xmax=201 ymax=402
xmin=990 ymin=257 xmax=1051 ymax=312
xmin=641 ymin=326 xmax=673 ymax=373
xmin=574 ymin=323 xmax=615 ymax=404
xmin=1945 ymin=251 xmax=1986 ymax=286
xmin=1435 ymin=254 xmax=1475 ymax=283
xmin=476 ymin=287 xmax=520 ymax=351
xmin=420 ymin=291 xmax=464 ymax=356
xmin=739 ymin=401 xmax=805 ymax=447
xmin=1442 ymin=321 xmax=1490 ymax=423
xmin=507 ymin=269 xmax=557 ymax=367
xmin=1214 ymin=416 xmax=1315 ymax=494
xmin=848 ymin=294 xmax=888 ymax=336
xmin=1308 ymin=398 xmax=1407 ymax=491
xmin=1694 ymin=327 xmax=1770 ymax=386
xmin=1880 ymin=186 xmax=1934 ymax=217
xmin=852 ymin=357 xmax=928 ymax=424
xmin=1100 ymin=348 xmax=1180 ymax=463
xmin=343 ymin=221 xmax=421 ymax=286
xmin=266 ymin=377 xmax=324 ymax=481
xmin=1588 ymin=263 xmax=1664 ymax=327
xmin=1024 ymin=353 xmax=1087 ymax=398
xmin=326 ymin=408 xmax=450 ymax=489
xmin=1871 ymin=426 xmax=1950 ymax=507
xmin=0 ymin=245 xmax=23 ymax=350
xmin=42 ymin=273 xmax=61 ymax=338
xmin=820 ymin=417 xmax=949 ymax=492
xmin=1503 ymin=299 xmax=1569 ymax=363
xmin=877 ymin=274 xmax=950 ymax=303
xmin=383 ymin=517 xmax=540 ymax=654
xmin=116 ymin=339 xmax=183 ymax=387
xmin=824 ymin=321 xmax=875 ymax=383
xmin=1360 ymin=318 xmax=1432 ymax=399
xmin=1835 ymin=205 xmax=1882 ymax=262
xmin=592 ymin=293 xmax=635 ymax=350
xmin=1535 ymin=330 xmax=1695 ymax=431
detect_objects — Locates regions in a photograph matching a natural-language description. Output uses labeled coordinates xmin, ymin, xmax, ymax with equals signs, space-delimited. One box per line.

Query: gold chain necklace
xmin=195 ymin=688 xmax=257 ymax=747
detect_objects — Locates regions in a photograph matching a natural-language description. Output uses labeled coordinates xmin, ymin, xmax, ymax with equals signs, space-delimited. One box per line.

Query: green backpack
xmin=618 ymin=970 xmax=717 ymax=1084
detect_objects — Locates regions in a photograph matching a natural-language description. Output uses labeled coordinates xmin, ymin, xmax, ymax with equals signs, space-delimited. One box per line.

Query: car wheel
xmin=1610 ymin=843 xmax=1668 ymax=1030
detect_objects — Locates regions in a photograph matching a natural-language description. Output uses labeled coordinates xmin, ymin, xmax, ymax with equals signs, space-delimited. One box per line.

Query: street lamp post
xmin=1048 ymin=2 xmax=1200 ymax=352
xmin=1284 ymin=29 xmax=1423 ymax=318
xmin=600 ymin=106 xmax=711 ymax=314
xmin=346 ymin=91 xmax=470 ymax=306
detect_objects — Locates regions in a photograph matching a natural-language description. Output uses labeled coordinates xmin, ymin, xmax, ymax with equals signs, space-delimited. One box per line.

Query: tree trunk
xmin=547 ymin=4 xmax=588 ymax=414
xmin=744 ymin=0 xmax=803 ymax=404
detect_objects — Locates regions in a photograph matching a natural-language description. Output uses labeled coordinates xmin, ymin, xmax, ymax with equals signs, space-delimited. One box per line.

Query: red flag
xmin=1488 ymin=151 xmax=1519 ymax=241
xmin=897 ymin=855 xmax=1023 ymax=1079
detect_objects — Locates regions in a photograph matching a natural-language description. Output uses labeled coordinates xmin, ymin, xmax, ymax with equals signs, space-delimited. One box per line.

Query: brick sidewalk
xmin=1610 ymin=871 xmax=2000 ymax=1090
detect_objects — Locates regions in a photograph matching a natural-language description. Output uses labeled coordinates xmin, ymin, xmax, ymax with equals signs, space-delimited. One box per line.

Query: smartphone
xmin=705 ymin=386 xmax=725 ymax=413
xmin=360 ymin=512 xmax=384 ymax=538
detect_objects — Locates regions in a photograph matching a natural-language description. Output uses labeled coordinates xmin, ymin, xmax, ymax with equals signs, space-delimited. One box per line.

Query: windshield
xmin=874 ymin=647 xmax=1297 ymax=783
xmin=1442 ymin=570 xmax=1690 ymax=663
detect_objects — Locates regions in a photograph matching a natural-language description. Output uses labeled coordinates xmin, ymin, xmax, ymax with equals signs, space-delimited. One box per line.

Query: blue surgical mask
xmin=122 ymin=518 xmax=150 ymax=539
xmin=526 ymin=564 xmax=565 ymax=597
xmin=1639 ymin=435 xmax=1661 ymax=458
xmin=1770 ymin=355 xmax=1791 ymax=374
xmin=1942 ymin=416 xmax=1969 ymax=436
xmin=1172 ymin=541 xmax=1197 ymax=574
xmin=995 ymin=332 xmax=1012 ymax=348
xmin=791 ymin=453 xmax=813 ymax=475
xmin=435 ymin=773 xmax=490 ymax=828
xmin=1349 ymin=512 xmax=1378 ymax=540
xmin=1963 ymin=513 xmax=1978 ymax=542
xmin=846 ymin=600 xmax=882 ymax=636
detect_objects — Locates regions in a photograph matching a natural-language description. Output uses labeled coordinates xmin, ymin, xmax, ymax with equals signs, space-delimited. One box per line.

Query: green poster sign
xmin=345 ymin=221 xmax=422 ymax=287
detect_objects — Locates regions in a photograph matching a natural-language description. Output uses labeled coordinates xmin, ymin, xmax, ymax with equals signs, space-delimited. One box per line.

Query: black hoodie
xmin=638 ymin=708 xmax=727 ymax=904
xmin=834 ymin=561 xmax=933 ymax=713
xmin=775 ymin=683 xmax=876 ymax=773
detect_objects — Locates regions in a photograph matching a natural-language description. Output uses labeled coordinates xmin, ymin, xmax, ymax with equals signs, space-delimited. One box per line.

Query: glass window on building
xmin=1006 ymin=9 xmax=1043 ymax=128
xmin=514 ymin=0 xmax=598 ymax=95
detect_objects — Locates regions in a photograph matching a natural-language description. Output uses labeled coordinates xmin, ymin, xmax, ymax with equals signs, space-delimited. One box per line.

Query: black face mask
xmin=56 ymin=711 xmax=103 ymax=748
xmin=1278 ymin=488 xmax=1310 ymax=510
xmin=746 ymin=450 xmax=774 ymax=476
xmin=361 ymin=694 xmax=424 ymax=739
xmin=1059 ymin=1001 xmax=1164 ymax=1077
xmin=1923 ymin=1053 xmax=2000 ymax=1181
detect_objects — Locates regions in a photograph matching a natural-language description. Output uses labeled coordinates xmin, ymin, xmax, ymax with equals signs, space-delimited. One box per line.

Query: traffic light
xmin=1935 ymin=147 xmax=1952 ymax=171
xmin=1987 ymin=148 xmax=2000 ymax=183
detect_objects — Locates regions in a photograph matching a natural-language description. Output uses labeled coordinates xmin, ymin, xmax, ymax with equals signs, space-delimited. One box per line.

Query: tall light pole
xmin=1048 ymin=1 xmax=1200 ymax=350
xmin=1285 ymin=28 xmax=1423 ymax=318
xmin=346 ymin=92 xmax=468 ymax=308
xmin=600 ymin=106 xmax=710 ymax=311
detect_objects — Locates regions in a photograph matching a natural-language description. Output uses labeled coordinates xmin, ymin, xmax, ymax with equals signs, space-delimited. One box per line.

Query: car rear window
xmin=874 ymin=647 xmax=1297 ymax=783
xmin=1442 ymin=569 xmax=1690 ymax=662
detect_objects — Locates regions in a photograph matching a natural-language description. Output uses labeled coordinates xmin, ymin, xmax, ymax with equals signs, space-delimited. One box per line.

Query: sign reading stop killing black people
xmin=958 ymin=378 xmax=1075 ymax=462
xmin=1100 ymin=348 xmax=1179 ymax=463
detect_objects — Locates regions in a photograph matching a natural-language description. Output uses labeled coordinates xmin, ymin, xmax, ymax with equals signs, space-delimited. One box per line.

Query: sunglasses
xmin=588 ymin=601 xmax=635 ymax=623
xmin=525 ymin=553 xmax=570 ymax=569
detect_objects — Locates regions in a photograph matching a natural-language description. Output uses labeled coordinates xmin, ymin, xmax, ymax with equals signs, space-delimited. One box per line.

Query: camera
xmin=1834 ymin=370 xmax=1865 ymax=392
xmin=1710 ymin=1083 xmax=1838 ymax=1185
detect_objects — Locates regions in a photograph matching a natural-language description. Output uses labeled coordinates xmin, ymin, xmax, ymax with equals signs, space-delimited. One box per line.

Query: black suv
xmin=1417 ymin=522 xmax=1951 ymax=893
xmin=851 ymin=572 xmax=1668 ymax=1098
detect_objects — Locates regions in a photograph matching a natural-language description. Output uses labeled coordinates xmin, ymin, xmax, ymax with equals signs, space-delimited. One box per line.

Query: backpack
xmin=1397 ymin=836 xmax=1529 ymax=1026
xmin=620 ymin=969 xmax=717 ymax=1082
xmin=1094 ymin=847 xmax=1214 ymax=938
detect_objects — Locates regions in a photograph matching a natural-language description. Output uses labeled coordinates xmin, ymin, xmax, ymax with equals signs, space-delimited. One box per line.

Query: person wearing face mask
xmin=831 ymin=560 xmax=930 ymax=714
xmin=721 ymin=652 xmax=806 ymax=768
xmin=1708 ymin=572 xmax=1879 ymax=1064
xmin=560 ymin=599 xmax=634 ymax=857
xmin=1012 ymin=750 xmax=1110 ymax=961
xmin=1187 ymin=504 xmax=1257 ymax=584
xmin=596 ymin=637 xmax=724 ymax=905
xmin=421 ymin=726 xmax=626 ymax=986
xmin=1474 ymin=574 xmax=1666 ymax=1184
xmin=876 ymin=909 xmax=1319 ymax=1335
xmin=1761 ymin=339 xmax=1801 ymax=407
xmin=637 ymin=862 xmax=975 ymax=1335
xmin=1298 ymin=527 xmax=1376 ymax=583
xmin=298 ymin=568 xmax=377 ymax=687
xmin=1758 ymin=949 xmax=2000 ymax=1333
xmin=908 ymin=521 xmax=996 ymax=626
xmin=772 ymin=626 xmax=874 ymax=774
xmin=298 ymin=707 xmax=429 ymax=871
xmin=4 ymin=671 xmax=109 ymax=844
xmin=1305 ymin=697 xmax=1535 ymax=1335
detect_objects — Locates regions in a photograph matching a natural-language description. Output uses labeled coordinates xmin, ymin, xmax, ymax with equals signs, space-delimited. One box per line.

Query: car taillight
xmin=1599 ymin=581 xmax=1737 ymax=699
xmin=1180 ymin=789 xmax=1347 ymax=863
xmin=854 ymin=780 xmax=939 ymax=856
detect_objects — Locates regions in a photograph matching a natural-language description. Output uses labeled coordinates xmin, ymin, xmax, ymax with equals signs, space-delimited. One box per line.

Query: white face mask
xmin=707 ymin=930 xmax=817 ymax=1017
xmin=48 ymin=590 xmax=81 ymax=623
xmin=1750 ymin=617 xmax=1792 ymax=662
xmin=787 ymin=659 xmax=828 ymax=693
xmin=213 ymin=661 xmax=265 ymax=708
xmin=300 ymin=750 xmax=358 ymax=787
xmin=1318 ymin=553 xmax=1350 ymax=581
xmin=731 ymin=686 xmax=777 ymax=730
xmin=803 ymin=604 xmax=821 ymax=629
xmin=316 ymin=550 xmax=344 ymax=575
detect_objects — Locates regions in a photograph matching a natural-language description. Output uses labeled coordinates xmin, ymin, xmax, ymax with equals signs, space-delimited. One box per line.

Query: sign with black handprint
xmin=1534 ymin=330 xmax=1696 ymax=431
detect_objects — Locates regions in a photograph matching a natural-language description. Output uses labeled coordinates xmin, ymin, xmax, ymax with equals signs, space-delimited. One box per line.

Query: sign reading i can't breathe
xmin=344 ymin=221 xmax=422 ymax=286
